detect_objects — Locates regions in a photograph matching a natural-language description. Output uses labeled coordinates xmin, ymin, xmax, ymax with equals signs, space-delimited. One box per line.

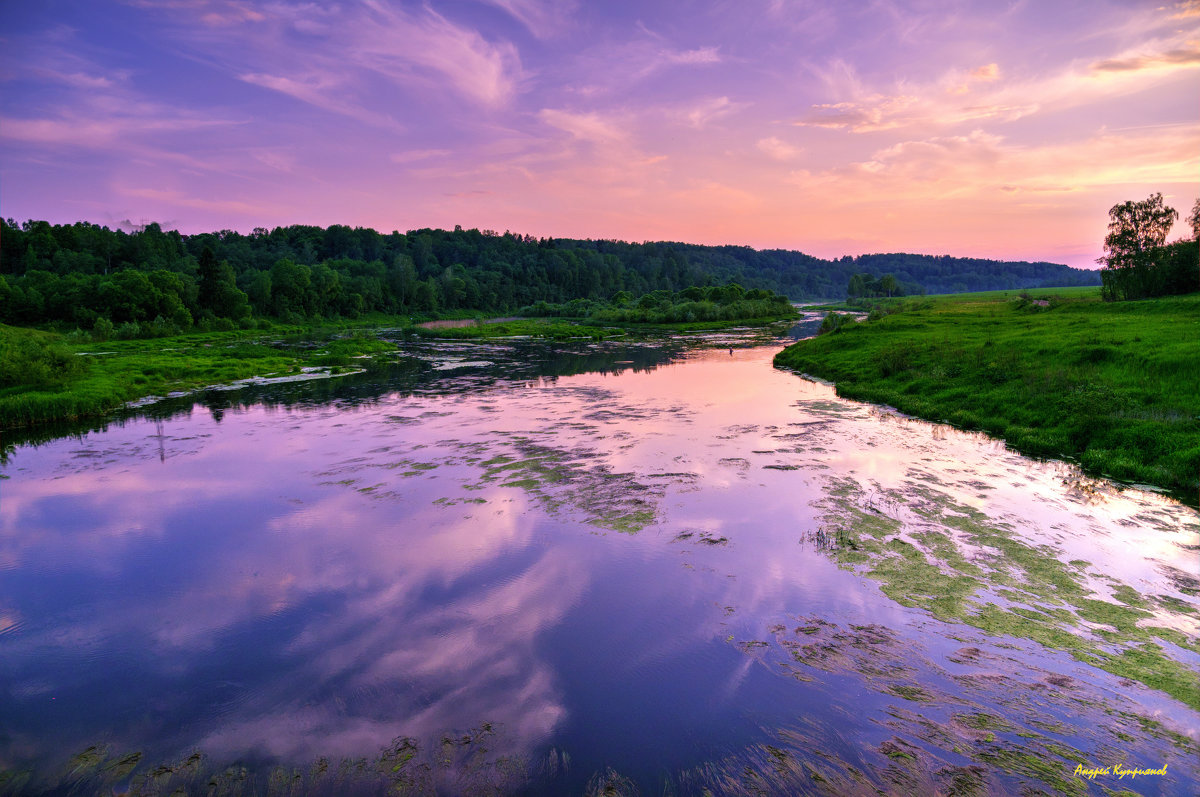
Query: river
xmin=1 ymin=321 xmax=1197 ymax=796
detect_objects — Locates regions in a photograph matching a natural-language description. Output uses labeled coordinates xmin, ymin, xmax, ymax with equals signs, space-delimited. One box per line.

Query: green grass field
xmin=774 ymin=288 xmax=1200 ymax=504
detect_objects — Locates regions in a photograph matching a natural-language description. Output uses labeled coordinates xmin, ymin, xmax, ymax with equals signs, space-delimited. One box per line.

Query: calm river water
xmin=1 ymin=323 xmax=1197 ymax=796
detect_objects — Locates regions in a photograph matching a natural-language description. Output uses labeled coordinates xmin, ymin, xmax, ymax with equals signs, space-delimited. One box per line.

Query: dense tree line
xmin=1 ymin=218 xmax=1100 ymax=333
xmin=1098 ymin=194 xmax=1199 ymax=301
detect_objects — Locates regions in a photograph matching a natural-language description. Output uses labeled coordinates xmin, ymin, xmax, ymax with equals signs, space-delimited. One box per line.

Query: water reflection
xmin=1 ymin=329 xmax=1198 ymax=795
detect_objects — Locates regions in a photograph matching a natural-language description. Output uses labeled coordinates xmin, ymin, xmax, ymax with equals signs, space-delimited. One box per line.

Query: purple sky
xmin=2 ymin=0 xmax=1197 ymax=267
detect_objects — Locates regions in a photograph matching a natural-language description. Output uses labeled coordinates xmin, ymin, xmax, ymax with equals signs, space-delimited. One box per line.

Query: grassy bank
xmin=1 ymin=311 xmax=797 ymax=431
xmin=0 ymin=322 xmax=402 ymax=430
xmin=774 ymin=288 xmax=1200 ymax=503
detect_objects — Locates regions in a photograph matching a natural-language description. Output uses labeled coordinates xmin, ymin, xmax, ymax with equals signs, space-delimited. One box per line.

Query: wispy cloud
xmin=756 ymin=136 xmax=801 ymax=161
xmin=391 ymin=149 xmax=452 ymax=164
xmin=1091 ymin=43 xmax=1200 ymax=72
xmin=0 ymin=112 xmax=232 ymax=148
xmin=1172 ymin=0 xmax=1200 ymax=19
xmin=840 ymin=126 xmax=1200 ymax=197
xmin=356 ymin=1 xmax=523 ymax=107
xmin=239 ymin=71 xmax=402 ymax=131
xmin=129 ymin=0 xmax=525 ymax=119
xmin=479 ymin=0 xmax=577 ymax=39
xmin=683 ymin=96 xmax=744 ymax=128
xmin=664 ymin=46 xmax=722 ymax=66
xmin=538 ymin=108 xmax=628 ymax=144
xmin=795 ymin=30 xmax=1200 ymax=133
xmin=567 ymin=32 xmax=724 ymax=96
xmin=116 ymin=186 xmax=265 ymax=215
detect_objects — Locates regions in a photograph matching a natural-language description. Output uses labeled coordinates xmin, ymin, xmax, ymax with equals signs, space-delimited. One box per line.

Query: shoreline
xmin=773 ymin=290 xmax=1200 ymax=506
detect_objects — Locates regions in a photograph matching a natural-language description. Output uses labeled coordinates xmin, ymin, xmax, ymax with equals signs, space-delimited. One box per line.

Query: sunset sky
xmin=2 ymin=0 xmax=1197 ymax=268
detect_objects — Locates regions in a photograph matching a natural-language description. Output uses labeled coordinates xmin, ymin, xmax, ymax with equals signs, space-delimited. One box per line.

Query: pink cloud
xmin=479 ymin=0 xmax=578 ymax=39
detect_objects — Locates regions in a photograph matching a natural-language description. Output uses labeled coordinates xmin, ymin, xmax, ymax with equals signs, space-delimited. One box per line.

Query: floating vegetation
xmin=465 ymin=439 xmax=665 ymax=533
xmin=8 ymin=726 xmax=544 ymax=797
xmin=812 ymin=476 xmax=1200 ymax=710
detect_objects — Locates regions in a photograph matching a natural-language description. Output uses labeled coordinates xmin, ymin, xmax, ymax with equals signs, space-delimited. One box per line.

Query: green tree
xmin=270 ymin=258 xmax=312 ymax=317
xmin=1099 ymin=193 xmax=1178 ymax=300
xmin=847 ymin=273 xmax=867 ymax=299
xmin=1188 ymin=198 xmax=1200 ymax=241
xmin=197 ymin=246 xmax=250 ymax=319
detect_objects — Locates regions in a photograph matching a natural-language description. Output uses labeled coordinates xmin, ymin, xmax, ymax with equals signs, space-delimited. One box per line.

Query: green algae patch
xmin=28 ymin=725 xmax=532 ymax=797
xmin=955 ymin=713 xmax=1015 ymax=733
xmin=673 ymin=613 xmax=1199 ymax=797
xmin=599 ymin=509 xmax=656 ymax=534
xmin=814 ymin=477 xmax=1200 ymax=711
xmin=466 ymin=440 xmax=665 ymax=534
xmin=887 ymin=684 xmax=934 ymax=702
xmin=974 ymin=744 xmax=1088 ymax=796
xmin=1096 ymin=644 xmax=1200 ymax=706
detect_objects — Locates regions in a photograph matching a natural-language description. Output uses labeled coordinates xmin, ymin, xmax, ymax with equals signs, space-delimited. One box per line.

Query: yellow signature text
xmin=1073 ymin=763 xmax=1168 ymax=780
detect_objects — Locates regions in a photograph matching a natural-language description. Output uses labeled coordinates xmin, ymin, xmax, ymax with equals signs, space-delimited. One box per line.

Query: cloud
xmin=664 ymin=46 xmax=722 ymax=65
xmin=1091 ymin=43 xmax=1200 ymax=72
xmin=684 ymin=96 xmax=743 ymax=128
xmin=970 ymin=63 xmax=1001 ymax=81
xmin=795 ymin=31 xmax=1199 ymax=133
xmin=756 ymin=136 xmax=801 ymax=161
xmin=797 ymin=96 xmax=917 ymax=132
xmin=571 ymin=34 xmax=723 ymax=93
xmin=251 ymin=149 xmax=296 ymax=172
xmin=1172 ymin=0 xmax=1200 ymax=19
xmin=116 ymin=186 xmax=266 ymax=215
xmin=855 ymin=129 xmax=1006 ymax=177
xmin=948 ymin=62 xmax=1001 ymax=94
xmin=235 ymin=70 xmax=328 ymax=105
xmin=538 ymin=108 xmax=628 ymax=144
xmin=0 ymin=104 xmax=239 ymax=175
xmin=35 ymin=69 xmax=117 ymax=89
xmin=391 ymin=149 xmax=452 ymax=164
xmin=478 ymin=0 xmax=578 ymax=39
xmin=356 ymin=1 xmax=523 ymax=107
xmin=841 ymin=125 xmax=1199 ymax=197
xmin=120 ymin=0 xmax=266 ymax=25
xmin=239 ymin=71 xmax=403 ymax=130
xmin=122 ymin=0 xmax=525 ymax=118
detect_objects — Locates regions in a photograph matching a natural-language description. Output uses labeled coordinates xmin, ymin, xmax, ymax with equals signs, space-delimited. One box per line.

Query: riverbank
xmin=0 ymin=312 xmax=797 ymax=430
xmin=774 ymin=288 xmax=1200 ymax=504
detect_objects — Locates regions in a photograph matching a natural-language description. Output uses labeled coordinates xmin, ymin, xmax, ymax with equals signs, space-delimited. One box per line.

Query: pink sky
xmin=2 ymin=0 xmax=1198 ymax=267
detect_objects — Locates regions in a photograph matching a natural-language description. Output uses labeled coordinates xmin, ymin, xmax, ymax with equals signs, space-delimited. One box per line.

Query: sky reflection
xmin=1 ymin=338 xmax=1198 ymax=794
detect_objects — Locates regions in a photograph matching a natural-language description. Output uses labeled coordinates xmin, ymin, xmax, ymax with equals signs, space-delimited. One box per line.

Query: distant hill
xmin=0 ymin=219 xmax=1099 ymax=328
xmin=559 ymin=239 xmax=1099 ymax=300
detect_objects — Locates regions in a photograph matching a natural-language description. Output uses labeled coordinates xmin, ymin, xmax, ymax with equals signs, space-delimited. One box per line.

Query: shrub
xmin=0 ymin=332 xmax=88 ymax=389
xmin=92 ymin=317 xmax=115 ymax=341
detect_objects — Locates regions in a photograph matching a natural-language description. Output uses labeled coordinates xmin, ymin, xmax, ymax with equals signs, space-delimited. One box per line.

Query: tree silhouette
xmin=1098 ymin=193 xmax=1178 ymax=300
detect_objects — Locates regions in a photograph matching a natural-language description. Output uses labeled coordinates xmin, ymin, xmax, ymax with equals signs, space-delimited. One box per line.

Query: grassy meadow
xmin=775 ymin=287 xmax=1200 ymax=504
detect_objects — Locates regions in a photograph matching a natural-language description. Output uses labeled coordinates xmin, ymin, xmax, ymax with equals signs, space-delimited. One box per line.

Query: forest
xmin=0 ymin=218 xmax=1100 ymax=333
